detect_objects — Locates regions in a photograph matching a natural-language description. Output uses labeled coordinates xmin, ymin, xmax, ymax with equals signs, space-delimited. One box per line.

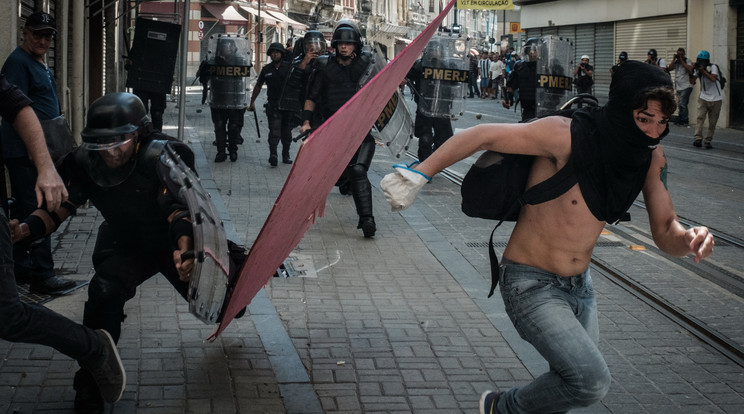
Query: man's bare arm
xmin=14 ymin=106 xmax=68 ymax=211
xmin=415 ymin=117 xmax=571 ymax=179
xmin=642 ymin=147 xmax=714 ymax=262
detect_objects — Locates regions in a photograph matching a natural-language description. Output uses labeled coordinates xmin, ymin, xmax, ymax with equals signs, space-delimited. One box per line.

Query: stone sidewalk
xmin=2 ymin=87 xmax=743 ymax=413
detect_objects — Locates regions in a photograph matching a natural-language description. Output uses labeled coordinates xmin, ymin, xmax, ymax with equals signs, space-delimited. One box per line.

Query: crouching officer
xmin=250 ymin=42 xmax=293 ymax=166
xmin=299 ymin=22 xmax=377 ymax=238
xmin=10 ymin=92 xmax=197 ymax=413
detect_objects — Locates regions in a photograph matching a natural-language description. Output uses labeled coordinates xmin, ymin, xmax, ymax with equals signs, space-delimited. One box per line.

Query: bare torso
xmin=502 ymin=127 xmax=606 ymax=276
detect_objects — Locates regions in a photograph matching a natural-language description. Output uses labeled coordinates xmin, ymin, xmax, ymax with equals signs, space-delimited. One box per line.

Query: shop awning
xmin=239 ymin=5 xmax=279 ymax=25
xmin=263 ymin=10 xmax=308 ymax=30
xmin=395 ymin=37 xmax=412 ymax=45
xmin=203 ymin=4 xmax=249 ymax=26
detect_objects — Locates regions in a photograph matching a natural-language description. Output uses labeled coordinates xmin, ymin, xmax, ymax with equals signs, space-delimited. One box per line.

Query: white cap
xmin=581 ymin=55 xmax=590 ymax=60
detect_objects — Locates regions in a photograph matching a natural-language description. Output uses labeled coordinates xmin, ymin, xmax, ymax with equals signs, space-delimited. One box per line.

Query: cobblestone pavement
xmin=2 ymin=87 xmax=743 ymax=413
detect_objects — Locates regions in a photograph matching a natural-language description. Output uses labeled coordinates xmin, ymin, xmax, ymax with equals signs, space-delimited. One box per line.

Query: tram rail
xmin=404 ymin=150 xmax=744 ymax=369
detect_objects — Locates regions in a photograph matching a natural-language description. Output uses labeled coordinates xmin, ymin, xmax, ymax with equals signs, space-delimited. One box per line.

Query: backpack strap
xmin=486 ymin=159 xmax=577 ymax=297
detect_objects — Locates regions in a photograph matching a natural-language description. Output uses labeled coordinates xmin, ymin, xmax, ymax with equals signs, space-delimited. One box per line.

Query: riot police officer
xmin=406 ymin=38 xmax=457 ymax=162
xmin=298 ymin=23 xmax=377 ymax=238
xmin=277 ymin=30 xmax=327 ymax=128
xmin=206 ymin=36 xmax=251 ymax=162
xmin=10 ymin=93 xmax=197 ymax=412
xmin=504 ymin=39 xmax=538 ymax=121
xmin=250 ymin=42 xmax=293 ymax=166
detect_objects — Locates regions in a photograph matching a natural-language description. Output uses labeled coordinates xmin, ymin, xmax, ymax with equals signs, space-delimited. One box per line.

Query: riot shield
xmin=535 ymin=36 xmax=574 ymax=117
xmin=371 ymin=89 xmax=414 ymax=158
xmin=206 ymin=34 xmax=253 ymax=109
xmin=418 ymin=35 xmax=469 ymax=119
xmin=358 ymin=44 xmax=387 ymax=88
xmin=125 ymin=18 xmax=181 ymax=94
xmin=161 ymin=145 xmax=230 ymax=324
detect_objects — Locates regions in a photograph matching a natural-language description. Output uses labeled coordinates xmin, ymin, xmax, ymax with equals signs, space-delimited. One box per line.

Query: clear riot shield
xmin=418 ymin=35 xmax=469 ymax=119
xmin=535 ymin=36 xmax=574 ymax=117
xmin=206 ymin=34 xmax=253 ymax=109
xmin=161 ymin=145 xmax=230 ymax=324
xmin=371 ymin=89 xmax=414 ymax=158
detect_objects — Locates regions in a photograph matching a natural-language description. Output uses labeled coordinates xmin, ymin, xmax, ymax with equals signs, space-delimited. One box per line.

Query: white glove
xmin=380 ymin=162 xmax=432 ymax=211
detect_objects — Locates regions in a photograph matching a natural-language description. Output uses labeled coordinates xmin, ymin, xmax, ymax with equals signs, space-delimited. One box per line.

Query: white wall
xmin=521 ymin=0 xmax=686 ymax=28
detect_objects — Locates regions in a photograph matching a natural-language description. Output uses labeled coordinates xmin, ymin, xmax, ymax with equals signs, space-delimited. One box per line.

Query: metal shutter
xmin=615 ymin=14 xmax=686 ymax=64
xmin=593 ymin=23 xmax=614 ymax=105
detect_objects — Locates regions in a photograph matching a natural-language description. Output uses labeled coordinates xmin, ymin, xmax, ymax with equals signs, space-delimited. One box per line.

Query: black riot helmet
xmin=266 ymin=42 xmax=286 ymax=56
xmin=333 ymin=19 xmax=360 ymax=35
xmin=80 ymin=92 xmax=150 ymax=187
xmin=303 ymin=30 xmax=327 ymax=55
xmin=331 ymin=26 xmax=362 ymax=50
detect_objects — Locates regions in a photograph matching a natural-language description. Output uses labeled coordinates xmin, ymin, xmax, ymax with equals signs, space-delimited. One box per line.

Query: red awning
xmin=202 ymin=3 xmax=249 ymax=26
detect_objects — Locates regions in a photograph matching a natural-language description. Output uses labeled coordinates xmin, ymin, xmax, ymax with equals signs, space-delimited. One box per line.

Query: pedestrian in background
xmin=573 ymin=55 xmax=594 ymax=95
xmin=250 ymin=42 xmax=293 ymax=167
xmin=692 ymin=50 xmax=723 ymax=149
xmin=479 ymin=52 xmax=491 ymax=98
xmin=0 ymin=11 xmax=76 ymax=294
xmin=381 ymin=60 xmax=714 ymax=414
xmin=667 ymin=48 xmax=694 ymax=126
xmin=645 ymin=48 xmax=668 ymax=73
xmin=489 ymin=54 xmax=506 ymax=100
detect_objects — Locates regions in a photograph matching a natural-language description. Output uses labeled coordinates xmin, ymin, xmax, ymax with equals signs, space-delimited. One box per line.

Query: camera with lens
xmin=694 ymin=61 xmax=707 ymax=71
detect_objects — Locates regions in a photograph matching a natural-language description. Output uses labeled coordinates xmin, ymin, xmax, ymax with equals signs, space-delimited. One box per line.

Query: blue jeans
xmin=676 ymin=87 xmax=693 ymax=124
xmin=0 ymin=208 xmax=101 ymax=364
xmin=497 ymin=260 xmax=611 ymax=413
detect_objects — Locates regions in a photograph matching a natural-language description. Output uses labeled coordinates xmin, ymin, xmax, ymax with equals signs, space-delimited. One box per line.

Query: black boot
xmin=357 ymin=216 xmax=376 ymax=238
xmin=215 ymin=152 xmax=227 ymax=163
xmin=282 ymin=147 xmax=292 ymax=164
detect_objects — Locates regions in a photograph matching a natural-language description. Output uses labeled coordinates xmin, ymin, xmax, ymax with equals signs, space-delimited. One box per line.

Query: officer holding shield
xmin=406 ymin=38 xmax=454 ymax=162
xmin=10 ymin=92 xmax=197 ymax=412
xmin=206 ymin=35 xmax=252 ymax=162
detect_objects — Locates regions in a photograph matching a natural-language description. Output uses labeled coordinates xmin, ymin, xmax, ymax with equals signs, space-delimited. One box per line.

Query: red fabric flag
xmin=210 ymin=0 xmax=458 ymax=339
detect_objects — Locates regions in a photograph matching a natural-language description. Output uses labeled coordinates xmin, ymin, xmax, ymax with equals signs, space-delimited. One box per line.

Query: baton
xmin=293 ymin=128 xmax=314 ymax=142
xmin=251 ymin=108 xmax=261 ymax=139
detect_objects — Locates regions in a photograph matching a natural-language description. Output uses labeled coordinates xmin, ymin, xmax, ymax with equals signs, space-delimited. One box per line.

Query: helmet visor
xmin=80 ymin=134 xmax=138 ymax=187
xmin=304 ymin=38 xmax=326 ymax=55
xmin=80 ymin=136 xmax=135 ymax=151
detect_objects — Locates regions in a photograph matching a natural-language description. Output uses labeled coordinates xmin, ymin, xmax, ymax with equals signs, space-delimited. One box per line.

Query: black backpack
xmin=714 ymin=64 xmax=727 ymax=90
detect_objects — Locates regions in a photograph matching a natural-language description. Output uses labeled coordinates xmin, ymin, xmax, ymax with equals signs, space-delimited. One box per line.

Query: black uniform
xmin=256 ymin=59 xmax=293 ymax=162
xmin=209 ymin=54 xmax=248 ymax=160
xmin=506 ymin=60 xmax=537 ymax=121
xmin=305 ymin=52 xmax=376 ymax=233
xmin=407 ymin=59 xmax=454 ymax=162
xmin=59 ymin=134 xmax=195 ymax=343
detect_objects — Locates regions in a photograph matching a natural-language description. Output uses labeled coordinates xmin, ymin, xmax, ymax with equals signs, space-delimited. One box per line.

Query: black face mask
xmin=571 ymin=61 xmax=673 ymax=223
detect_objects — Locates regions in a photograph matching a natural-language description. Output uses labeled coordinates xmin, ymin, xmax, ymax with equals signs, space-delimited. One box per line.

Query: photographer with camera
xmin=667 ymin=48 xmax=694 ymax=126
xmin=573 ymin=55 xmax=594 ymax=95
xmin=692 ymin=50 xmax=723 ymax=149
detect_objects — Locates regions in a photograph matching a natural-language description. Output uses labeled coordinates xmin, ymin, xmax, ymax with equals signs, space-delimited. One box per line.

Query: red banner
xmin=210 ymin=0 xmax=458 ymax=339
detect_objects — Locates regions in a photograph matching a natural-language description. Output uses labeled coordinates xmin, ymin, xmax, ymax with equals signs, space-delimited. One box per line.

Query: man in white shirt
xmin=667 ymin=48 xmax=694 ymax=126
xmin=489 ymin=55 xmax=506 ymax=100
xmin=692 ymin=50 xmax=723 ymax=149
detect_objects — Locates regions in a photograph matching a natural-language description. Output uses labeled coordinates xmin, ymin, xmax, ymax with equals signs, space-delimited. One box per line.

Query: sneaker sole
xmin=479 ymin=390 xmax=492 ymax=414
xmin=98 ymin=329 xmax=126 ymax=403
